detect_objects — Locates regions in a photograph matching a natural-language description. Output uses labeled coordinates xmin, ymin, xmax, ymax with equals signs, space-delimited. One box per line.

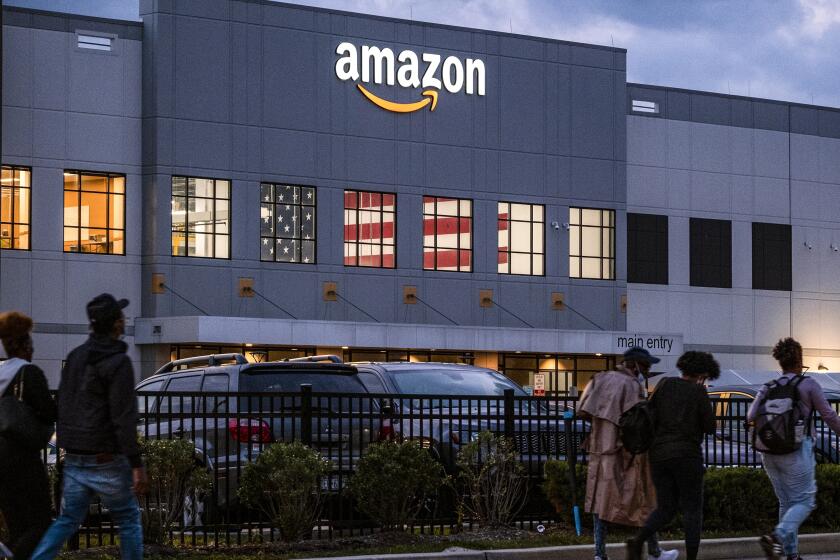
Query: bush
xmin=544 ymin=462 xmax=840 ymax=533
xmin=238 ymin=442 xmax=331 ymax=542
xmin=348 ymin=441 xmax=445 ymax=531
xmin=543 ymin=460 xmax=588 ymax=526
xmin=141 ymin=438 xmax=211 ymax=544
xmin=457 ymin=431 xmax=527 ymax=527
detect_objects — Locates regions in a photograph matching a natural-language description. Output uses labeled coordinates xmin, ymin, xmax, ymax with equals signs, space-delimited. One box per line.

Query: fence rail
xmin=43 ymin=389 xmax=840 ymax=547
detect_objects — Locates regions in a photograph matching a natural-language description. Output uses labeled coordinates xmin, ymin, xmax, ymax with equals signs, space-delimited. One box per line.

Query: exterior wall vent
xmin=77 ymin=33 xmax=113 ymax=51
xmin=631 ymin=99 xmax=660 ymax=114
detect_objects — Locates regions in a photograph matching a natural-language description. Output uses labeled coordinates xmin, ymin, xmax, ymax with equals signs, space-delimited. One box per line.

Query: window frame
xmin=259 ymin=182 xmax=317 ymax=264
xmin=497 ymin=201 xmax=545 ymax=276
xmin=422 ymin=195 xmax=473 ymax=273
xmin=343 ymin=189 xmax=397 ymax=269
xmin=569 ymin=207 xmax=616 ymax=280
xmin=63 ymin=169 xmax=126 ymax=256
xmin=689 ymin=217 xmax=732 ymax=289
xmin=171 ymin=175 xmax=231 ymax=260
xmin=752 ymin=222 xmax=792 ymax=292
xmin=0 ymin=165 xmax=32 ymax=251
xmin=627 ymin=212 xmax=668 ymax=285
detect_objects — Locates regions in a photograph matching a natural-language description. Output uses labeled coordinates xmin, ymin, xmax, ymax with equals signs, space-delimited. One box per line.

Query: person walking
xmin=578 ymin=347 xmax=677 ymax=560
xmin=0 ymin=311 xmax=57 ymax=560
xmin=625 ymin=351 xmax=719 ymax=560
xmin=749 ymin=338 xmax=840 ymax=560
xmin=32 ymin=294 xmax=147 ymax=560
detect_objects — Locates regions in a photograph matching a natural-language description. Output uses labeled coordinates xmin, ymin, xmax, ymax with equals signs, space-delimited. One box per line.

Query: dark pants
xmin=0 ymin=444 xmax=53 ymax=560
xmin=637 ymin=457 xmax=705 ymax=560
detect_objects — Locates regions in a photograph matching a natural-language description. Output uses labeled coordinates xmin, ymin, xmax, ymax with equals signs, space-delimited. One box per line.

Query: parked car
xmin=136 ymin=353 xmax=382 ymax=521
xmin=349 ymin=361 xmax=588 ymax=472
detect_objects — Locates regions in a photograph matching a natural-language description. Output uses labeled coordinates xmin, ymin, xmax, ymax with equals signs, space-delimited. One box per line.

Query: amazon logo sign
xmin=335 ymin=42 xmax=486 ymax=113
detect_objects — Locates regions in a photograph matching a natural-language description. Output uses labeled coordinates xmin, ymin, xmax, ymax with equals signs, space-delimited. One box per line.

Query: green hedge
xmin=544 ymin=461 xmax=840 ymax=532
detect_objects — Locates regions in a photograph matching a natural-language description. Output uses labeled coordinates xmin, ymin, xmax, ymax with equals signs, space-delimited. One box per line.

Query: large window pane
xmin=63 ymin=171 xmax=125 ymax=255
xmin=344 ymin=190 xmax=395 ymax=268
xmin=172 ymin=176 xmax=231 ymax=259
xmin=569 ymin=207 xmax=615 ymax=280
xmin=498 ymin=201 xmax=544 ymax=276
xmin=0 ymin=166 xmax=31 ymax=250
xmin=260 ymin=183 xmax=317 ymax=264
xmin=423 ymin=196 xmax=472 ymax=272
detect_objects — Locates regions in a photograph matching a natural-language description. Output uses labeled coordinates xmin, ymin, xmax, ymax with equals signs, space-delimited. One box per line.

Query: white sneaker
xmin=651 ymin=550 xmax=679 ymax=560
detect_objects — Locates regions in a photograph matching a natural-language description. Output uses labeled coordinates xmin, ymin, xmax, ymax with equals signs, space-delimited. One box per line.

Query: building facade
xmin=6 ymin=0 xmax=834 ymax=391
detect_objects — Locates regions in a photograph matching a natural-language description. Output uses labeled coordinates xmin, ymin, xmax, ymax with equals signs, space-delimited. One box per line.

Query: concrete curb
xmin=306 ymin=533 xmax=840 ymax=560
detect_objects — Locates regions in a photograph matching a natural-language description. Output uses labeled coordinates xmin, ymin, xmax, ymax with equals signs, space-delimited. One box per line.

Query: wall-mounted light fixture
xmin=818 ymin=363 xmax=829 ymax=371
xmin=804 ymin=241 xmax=813 ymax=250
xmin=831 ymin=244 xmax=839 ymax=253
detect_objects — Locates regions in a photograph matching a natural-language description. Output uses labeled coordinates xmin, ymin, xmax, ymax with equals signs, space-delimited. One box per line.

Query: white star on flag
xmin=262 ymin=239 xmax=268 ymax=245
xmin=306 ymin=191 xmax=312 ymax=199
xmin=284 ymin=225 xmax=290 ymax=232
xmin=279 ymin=194 xmax=284 ymax=201
xmin=306 ymin=213 xmax=311 ymax=221
xmin=304 ymin=257 xmax=310 ymax=263
xmin=283 ymin=246 xmax=289 ymax=254
xmin=264 ymin=196 xmax=270 ymax=202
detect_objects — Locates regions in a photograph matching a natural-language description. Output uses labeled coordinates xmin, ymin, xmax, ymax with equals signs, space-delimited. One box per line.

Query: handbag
xmin=0 ymin=368 xmax=53 ymax=450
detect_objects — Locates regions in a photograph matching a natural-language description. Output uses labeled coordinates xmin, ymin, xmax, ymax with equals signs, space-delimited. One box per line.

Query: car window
xmin=239 ymin=370 xmax=370 ymax=413
xmin=136 ymin=379 xmax=164 ymax=415
xmin=202 ymin=374 xmax=230 ymax=413
xmin=357 ymin=371 xmax=388 ymax=393
xmin=390 ymin=367 xmax=527 ymax=396
xmin=159 ymin=375 xmax=202 ymax=414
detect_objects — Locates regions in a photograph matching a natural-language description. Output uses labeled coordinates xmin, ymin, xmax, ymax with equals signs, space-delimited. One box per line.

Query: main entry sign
xmin=335 ymin=42 xmax=486 ymax=113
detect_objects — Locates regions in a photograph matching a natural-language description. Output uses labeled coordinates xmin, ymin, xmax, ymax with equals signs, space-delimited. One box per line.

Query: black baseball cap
xmin=87 ymin=293 xmax=129 ymax=327
xmin=622 ymin=346 xmax=661 ymax=365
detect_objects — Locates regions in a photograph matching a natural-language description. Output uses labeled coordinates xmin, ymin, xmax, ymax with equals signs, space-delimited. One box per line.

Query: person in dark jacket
xmin=626 ymin=351 xmax=720 ymax=560
xmin=32 ymin=294 xmax=147 ymax=560
xmin=0 ymin=311 xmax=57 ymax=560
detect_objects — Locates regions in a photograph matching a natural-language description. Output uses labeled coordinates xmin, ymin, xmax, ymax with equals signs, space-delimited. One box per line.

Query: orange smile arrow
xmin=357 ymin=84 xmax=439 ymax=112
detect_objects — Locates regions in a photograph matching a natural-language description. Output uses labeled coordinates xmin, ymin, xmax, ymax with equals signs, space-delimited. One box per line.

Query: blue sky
xmin=9 ymin=0 xmax=840 ymax=107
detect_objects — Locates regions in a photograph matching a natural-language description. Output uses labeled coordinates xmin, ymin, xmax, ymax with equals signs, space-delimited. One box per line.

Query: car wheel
xmin=183 ymin=488 xmax=213 ymax=527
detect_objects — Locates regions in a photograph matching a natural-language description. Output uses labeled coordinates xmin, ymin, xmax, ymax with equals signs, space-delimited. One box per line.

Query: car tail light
xmin=377 ymin=417 xmax=395 ymax=442
xmin=228 ymin=419 xmax=272 ymax=443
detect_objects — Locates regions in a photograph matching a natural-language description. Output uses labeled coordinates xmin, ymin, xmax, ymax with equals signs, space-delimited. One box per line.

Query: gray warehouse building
xmin=2 ymin=0 xmax=838 ymax=392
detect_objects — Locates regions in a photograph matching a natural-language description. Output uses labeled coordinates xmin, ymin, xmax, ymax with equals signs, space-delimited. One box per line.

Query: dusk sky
xmin=9 ymin=0 xmax=840 ymax=108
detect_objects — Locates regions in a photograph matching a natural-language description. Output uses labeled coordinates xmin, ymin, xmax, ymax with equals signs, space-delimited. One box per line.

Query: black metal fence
xmin=53 ymin=389 xmax=840 ymax=547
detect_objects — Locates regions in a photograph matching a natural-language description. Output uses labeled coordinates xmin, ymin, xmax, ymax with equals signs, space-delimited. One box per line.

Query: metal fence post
xmin=503 ymin=388 xmax=514 ymax=439
xmin=301 ymin=384 xmax=312 ymax=446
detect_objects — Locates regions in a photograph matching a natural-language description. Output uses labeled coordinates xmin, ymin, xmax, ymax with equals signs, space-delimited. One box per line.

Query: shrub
xmin=348 ymin=440 xmax=446 ymax=531
xmin=543 ymin=460 xmax=588 ymax=526
xmin=457 ymin=431 xmax=528 ymax=527
xmin=813 ymin=464 xmax=840 ymax=530
xmin=238 ymin=442 xmax=331 ymax=542
xmin=141 ymin=438 xmax=211 ymax=544
xmin=702 ymin=467 xmax=777 ymax=531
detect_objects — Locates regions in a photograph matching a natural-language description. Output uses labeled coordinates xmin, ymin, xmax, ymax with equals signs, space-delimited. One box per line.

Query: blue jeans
xmin=32 ymin=454 xmax=142 ymax=560
xmin=762 ymin=437 xmax=817 ymax=556
xmin=594 ymin=514 xmax=661 ymax=558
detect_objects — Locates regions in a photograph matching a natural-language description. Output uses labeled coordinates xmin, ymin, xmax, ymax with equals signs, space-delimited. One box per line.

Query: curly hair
xmin=676 ymin=351 xmax=721 ymax=380
xmin=772 ymin=337 xmax=803 ymax=372
xmin=0 ymin=310 xmax=33 ymax=359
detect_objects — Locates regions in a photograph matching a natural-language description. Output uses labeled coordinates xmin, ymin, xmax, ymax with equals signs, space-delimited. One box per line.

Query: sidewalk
xmin=306 ymin=534 xmax=840 ymax=560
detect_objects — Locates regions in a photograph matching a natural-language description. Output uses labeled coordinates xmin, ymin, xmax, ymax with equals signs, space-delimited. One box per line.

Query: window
xmin=753 ymin=222 xmax=791 ymax=291
xmin=172 ymin=176 xmax=230 ymax=258
xmin=1 ymin=166 xmax=31 ymax=250
xmin=627 ymin=213 xmax=668 ymax=284
xmin=423 ymin=196 xmax=472 ymax=272
xmin=64 ymin=171 xmax=125 ymax=254
xmin=344 ymin=190 xmax=395 ymax=268
xmin=690 ymin=218 xmax=732 ymax=288
xmin=498 ymin=202 xmax=544 ymax=275
xmin=569 ymin=208 xmax=615 ymax=280
xmin=159 ymin=375 xmax=202 ymax=413
xmin=260 ymin=183 xmax=315 ymax=263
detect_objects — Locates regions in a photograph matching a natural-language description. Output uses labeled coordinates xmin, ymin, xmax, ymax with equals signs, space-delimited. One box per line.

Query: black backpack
xmin=750 ymin=375 xmax=809 ymax=455
xmin=619 ymin=400 xmax=655 ymax=455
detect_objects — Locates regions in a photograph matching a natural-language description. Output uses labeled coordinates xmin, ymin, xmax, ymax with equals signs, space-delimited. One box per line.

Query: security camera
xmin=804 ymin=242 xmax=813 ymax=250
xmin=832 ymin=244 xmax=839 ymax=253
xmin=551 ymin=221 xmax=560 ymax=231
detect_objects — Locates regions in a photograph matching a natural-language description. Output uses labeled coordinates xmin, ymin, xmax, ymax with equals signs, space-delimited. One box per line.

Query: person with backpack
xmin=32 ymin=294 xmax=147 ymax=560
xmin=748 ymin=338 xmax=840 ymax=560
xmin=579 ymin=347 xmax=676 ymax=560
xmin=625 ymin=351 xmax=719 ymax=560
xmin=0 ymin=311 xmax=57 ymax=560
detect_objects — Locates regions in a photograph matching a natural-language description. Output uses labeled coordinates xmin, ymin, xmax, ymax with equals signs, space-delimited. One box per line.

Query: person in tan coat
xmin=578 ymin=347 xmax=676 ymax=560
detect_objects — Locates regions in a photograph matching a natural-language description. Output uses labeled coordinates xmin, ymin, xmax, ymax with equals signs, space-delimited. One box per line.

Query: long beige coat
xmin=578 ymin=367 xmax=657 ymax=527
